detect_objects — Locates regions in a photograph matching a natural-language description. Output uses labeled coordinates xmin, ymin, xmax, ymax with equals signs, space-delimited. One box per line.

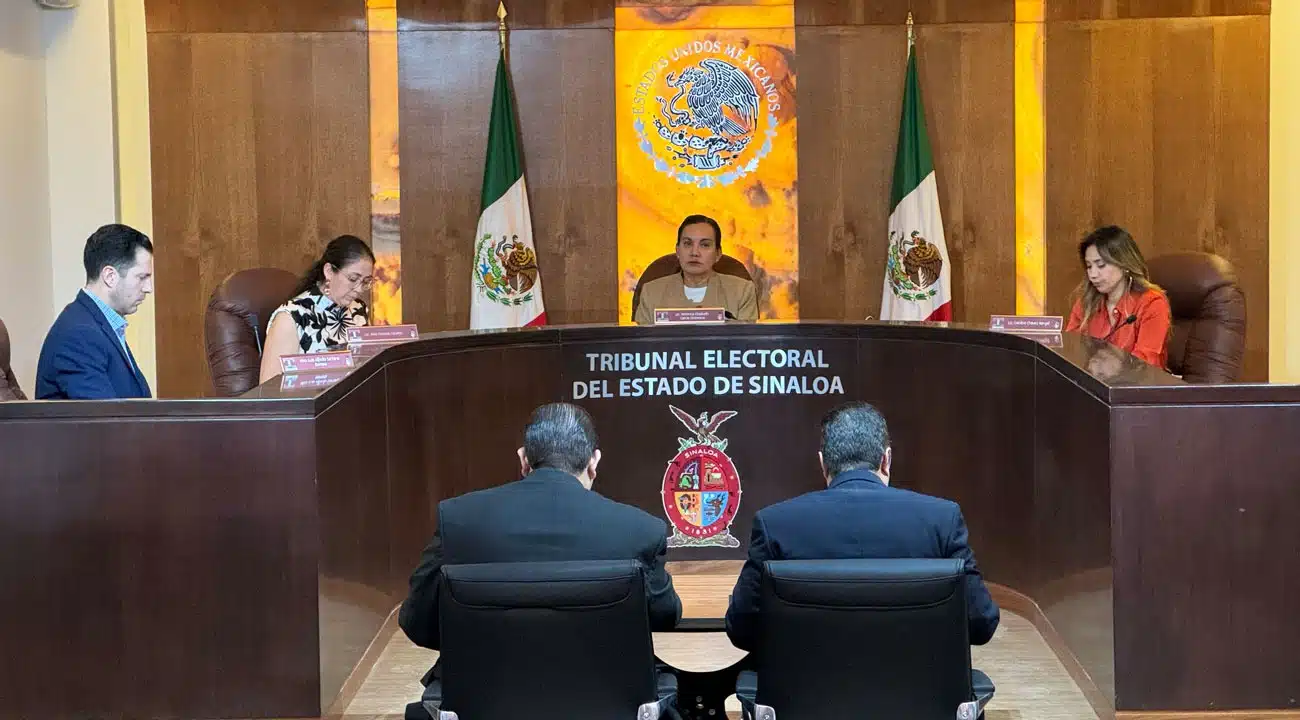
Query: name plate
xmin=1008 ymin=331 xmax=1063 ymax=348
xmin=279 ymin=350 xmax=355 ymax=374
xmin=280 ymin=370 xmax=351 ymax=391
xmin=989 ymin=315 xmax=1063 ymax=333
xmin=653 ymin=307 xmax=726 ymax=325
xmin=346 ymin=324 xmax=418 ymax=345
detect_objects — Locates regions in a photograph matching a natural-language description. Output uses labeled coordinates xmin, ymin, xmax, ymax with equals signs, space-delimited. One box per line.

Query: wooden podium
xmin=2 ymin=322 xmax=1297 ymax=719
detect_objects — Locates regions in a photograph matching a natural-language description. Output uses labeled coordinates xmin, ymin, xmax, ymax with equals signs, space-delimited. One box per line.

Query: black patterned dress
xmin=268 ymin=289 xmax=368 ymax=354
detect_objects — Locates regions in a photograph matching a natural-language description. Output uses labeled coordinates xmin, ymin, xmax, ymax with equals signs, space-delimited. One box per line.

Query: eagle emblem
xmin=659 ymin=59 xmax=760 ymax=139
xmin=652 ymin=59 xmax=759 ymax=174
xmin=633 ymin=46 xmax=781 ymax=188
xmin=669 ymin=404 xmax=738 ymax=451
xmin=886 ymin=230 xmax=944 ymax=302
xmin=473 ymin=233 xmax=539 ymax=307
xmin=661 ymin=406 xmax=742 ymax=549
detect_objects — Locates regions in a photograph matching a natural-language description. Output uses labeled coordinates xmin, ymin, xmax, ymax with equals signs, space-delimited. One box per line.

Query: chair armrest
xmin=643 ymin=670 xmax=681 ymax=719
xmin=419 ymin=679 xmax=459 ymax=720
xmin=735 ymin=671 xmax=774 ymax=720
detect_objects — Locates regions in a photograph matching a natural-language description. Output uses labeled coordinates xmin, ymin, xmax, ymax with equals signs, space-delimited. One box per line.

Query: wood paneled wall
xmin=1044 ymin=13 xmax=1270 ymax=379
xmin=797 ymin=22 xmax=1016 ymax=321
xmin=398 ymin=1 xmax=1018 ymax=330
xmin=400 ymin=26 xmax=618 ymax=330
xmin=146 ymin=3 xmax=371 ymax=397
xmin=146 ymin=0 xmax=1272 ymax=394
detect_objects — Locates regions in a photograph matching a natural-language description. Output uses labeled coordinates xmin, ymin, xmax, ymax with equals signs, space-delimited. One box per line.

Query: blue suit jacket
xmin=725 ymin=469 xmax=1000 ymax=652
xmin=36 ymin=291 xmax=151 ymax=400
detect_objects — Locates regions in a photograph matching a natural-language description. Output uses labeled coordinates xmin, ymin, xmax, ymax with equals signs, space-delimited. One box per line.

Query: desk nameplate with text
xmin=346 ymin=324 xmax=419 ymax=345
xmin=654 ymin=308 xmax=726 ymax=325
xmin=279 ymin=351 xmax=354 ymax=374
xmin=280 ymin=370 xmax=352 ymax=391
xmin=989 ymin=315 xmax=1063 ymax=333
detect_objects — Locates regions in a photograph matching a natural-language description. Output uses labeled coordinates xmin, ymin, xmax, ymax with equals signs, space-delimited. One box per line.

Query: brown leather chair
xmin=205 ymin=268 xmax=299 ymax=396
xmin=1146 ymin=252 xmax=1246 ymax=383
xmin=630 ymin=253 xmax=753 ymax=321
xmin=0 ymin=315 xmax=26 ymax=401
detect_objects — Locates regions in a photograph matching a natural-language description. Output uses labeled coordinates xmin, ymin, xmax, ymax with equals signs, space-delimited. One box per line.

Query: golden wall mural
xmin=368 ymin=0 xmax=402 ymax=325
xmin=615 ymin=2 xmax=799 ymax=322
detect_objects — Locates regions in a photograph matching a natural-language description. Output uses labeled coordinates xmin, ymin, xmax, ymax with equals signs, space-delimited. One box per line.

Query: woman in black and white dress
xmin=259 ymin=235 xmax=374 ymax=383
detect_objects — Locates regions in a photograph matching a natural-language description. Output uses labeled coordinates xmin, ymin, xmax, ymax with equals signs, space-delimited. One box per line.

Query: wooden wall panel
xmin=795 ymin=27 xmax=903 ymax=322
xmin=145 ymin=0 xmax=366 ymax=33
xmin=798 ymin=24 xmax=1015 ymax=322
xmin=797 ymin=0 xmax=1012 ymax=26
xmin=399 ymin=0 xmax=613 ymax=30
xmin=399 ymin=29 xmax=617 ymax=331
xmin=149 ymin=33 xmax=370 ymax=397
xmin=1045 ymin=16 xmax=1270 ymax=380
xmin=1046 ymin=0 xmax=1269 ymax=21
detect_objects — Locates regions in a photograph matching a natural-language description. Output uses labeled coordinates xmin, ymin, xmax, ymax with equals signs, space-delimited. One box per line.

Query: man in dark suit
xmin=725 ymin=402 xmax=999 ymax=691
xmin=36 ymin=224 xmax=153 ymax=400
xmin=399 ymin=402 xmax=683 ymax=654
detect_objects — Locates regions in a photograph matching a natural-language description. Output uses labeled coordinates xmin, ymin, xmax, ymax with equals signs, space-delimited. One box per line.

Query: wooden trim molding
xmin=323 ymin=603 xmax=403 ymax=719
xmin=988 ymin=583 xmax=1116 ymax=720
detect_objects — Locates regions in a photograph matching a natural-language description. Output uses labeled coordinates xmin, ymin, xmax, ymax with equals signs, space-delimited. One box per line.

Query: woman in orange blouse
xmin=1065 ymin=226 xmax=1172 ymax=369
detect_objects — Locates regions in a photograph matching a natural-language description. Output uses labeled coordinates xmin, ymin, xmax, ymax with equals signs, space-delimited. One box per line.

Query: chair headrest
xmin=638 ymin=253 xmax=753 ymax=285
xmin=208 ymin=268 xmax=301 ymax=324
xmin=1146 ymin=252 xmax=1239 ymax=318
xmin=0 ymin=315 xmax=11 ymax=373
xmin=0 ymin=314 xmax=20 ymax=401
xmin=204 ymin=268 xmax=300 ymax=396
xmin=442 ymin=560 xmax=643 ymax=609
xmin=764 ymin=558 xmax=965 ymax=607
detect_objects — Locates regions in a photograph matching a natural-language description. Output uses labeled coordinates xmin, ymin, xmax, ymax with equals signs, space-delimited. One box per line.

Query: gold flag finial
xmin=498 ymin=2 xmax=508 ymax=52
xmin=906 ymin=11 xmax=915 ymax=47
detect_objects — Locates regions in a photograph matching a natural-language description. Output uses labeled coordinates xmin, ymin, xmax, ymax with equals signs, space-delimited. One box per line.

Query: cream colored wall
xmin=0 ymin=0 xmax=156 ymax=396
xmin=43 ymin=0 xmax=118 ymax=307
xmin=0 ymin=1 xmax=54 ymax=397
xmin=1271 ymin=7 xmax=1300 ymax=383
xmin=111 ymin=0 xmax=157 ymax=388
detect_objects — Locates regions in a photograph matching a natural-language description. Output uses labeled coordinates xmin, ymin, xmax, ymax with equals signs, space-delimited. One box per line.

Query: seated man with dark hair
xmin=36 ymin=224 xmax=154 ymax=400
xmin=725 ymin=402 xmax=999 ymax=691
xmin=399 ymin=402 xmax=683 ymax=653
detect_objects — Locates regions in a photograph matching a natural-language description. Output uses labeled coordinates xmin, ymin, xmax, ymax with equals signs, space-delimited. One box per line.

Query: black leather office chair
xmin=419 ymin=560 xmax=679 ymax=720
xmin=737 ymin=558 xmax=993 ymax=720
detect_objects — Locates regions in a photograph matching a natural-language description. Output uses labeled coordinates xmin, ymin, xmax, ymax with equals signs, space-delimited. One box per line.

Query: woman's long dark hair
xmin=1072 ymin=225 xmax=1162 ymax=320
xmin=293 ymin=235 xmax=375 ymax=297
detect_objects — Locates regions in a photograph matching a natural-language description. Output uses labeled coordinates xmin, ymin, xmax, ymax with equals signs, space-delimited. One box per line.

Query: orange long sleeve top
xmin=1066 ymin=287 xmax=1172 ymax=369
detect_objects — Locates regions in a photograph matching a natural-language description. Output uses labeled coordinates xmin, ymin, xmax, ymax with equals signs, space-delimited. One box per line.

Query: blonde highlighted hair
xmin=1073 ymin=226 xmax=1163 ymax=320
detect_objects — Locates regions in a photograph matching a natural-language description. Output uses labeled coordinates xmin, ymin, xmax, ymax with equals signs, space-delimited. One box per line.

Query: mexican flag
xmin=471 ymin=50 xmax=546 ymax=329
xmin=880 ymin=39 xmax=951 ymax=322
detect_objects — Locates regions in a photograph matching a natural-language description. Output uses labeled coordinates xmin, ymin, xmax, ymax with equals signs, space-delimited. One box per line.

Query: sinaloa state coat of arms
xmin=661 ymin=405 xmax=742 ymax=549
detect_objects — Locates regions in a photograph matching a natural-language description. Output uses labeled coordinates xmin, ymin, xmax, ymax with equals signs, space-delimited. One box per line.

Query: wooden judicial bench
xmin=1 ymin=322 xmax=1297 ymax=719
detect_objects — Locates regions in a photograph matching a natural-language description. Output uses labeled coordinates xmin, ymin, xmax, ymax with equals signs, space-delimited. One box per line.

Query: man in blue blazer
xmin=36 ymin=224 xmax=154 ymax=400
xmin=725 ymin=401 xmax=1000 ymax=659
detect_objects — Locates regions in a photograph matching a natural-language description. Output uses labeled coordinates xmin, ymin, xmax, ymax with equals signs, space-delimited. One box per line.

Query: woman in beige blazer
xmin=634 ymin=215 xmax=759 ymax=325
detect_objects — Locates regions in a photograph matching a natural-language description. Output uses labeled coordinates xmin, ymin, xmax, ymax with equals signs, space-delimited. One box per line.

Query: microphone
xmin=724 ymin=310 xmax=736 ymax=320
xmin=1103 ymin=313 xmax=1137 ymax=342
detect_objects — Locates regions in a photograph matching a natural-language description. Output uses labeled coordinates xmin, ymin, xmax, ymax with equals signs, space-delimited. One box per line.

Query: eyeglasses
xmin=345 ymin=272 xmax=374 ymax=290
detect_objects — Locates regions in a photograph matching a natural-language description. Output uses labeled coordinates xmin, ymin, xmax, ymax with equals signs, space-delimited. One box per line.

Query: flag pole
xmin=497 ymin=2 xmax=508 ymax=56
xmin=906 ymin=11 xmax=915 ymax=49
